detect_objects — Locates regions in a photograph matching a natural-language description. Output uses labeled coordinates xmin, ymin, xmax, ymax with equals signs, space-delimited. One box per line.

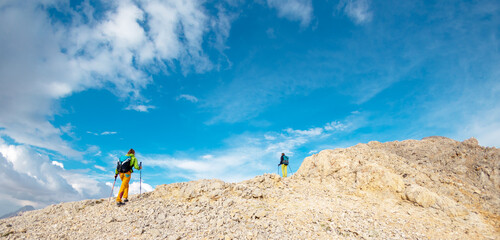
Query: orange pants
xmin=116 ymin=171 xmax=131 ymax=202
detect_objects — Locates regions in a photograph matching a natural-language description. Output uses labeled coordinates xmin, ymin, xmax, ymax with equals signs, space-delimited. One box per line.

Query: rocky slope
xmin=1 ymin=137 xmax=499 ymax=239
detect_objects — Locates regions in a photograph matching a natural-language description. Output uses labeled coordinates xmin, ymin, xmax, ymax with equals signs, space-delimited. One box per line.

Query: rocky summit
xmin=1 ymin=136 xmax=499 ymax=239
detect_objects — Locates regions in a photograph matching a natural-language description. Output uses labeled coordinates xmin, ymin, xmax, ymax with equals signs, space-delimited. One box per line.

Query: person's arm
xmin=132 ymin=155 xmax=141 ymax=170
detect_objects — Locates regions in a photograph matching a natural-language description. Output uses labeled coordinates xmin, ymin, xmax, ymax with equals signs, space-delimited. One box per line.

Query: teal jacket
xmin=115 ymin=153 xmax=141 ymax=174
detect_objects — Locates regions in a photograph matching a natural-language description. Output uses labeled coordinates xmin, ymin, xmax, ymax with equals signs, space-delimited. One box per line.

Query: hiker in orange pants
xmin=117 ymin=171 xmax=132 ymax=203
xmin=115 ymin=149 xmax=141 ymax=205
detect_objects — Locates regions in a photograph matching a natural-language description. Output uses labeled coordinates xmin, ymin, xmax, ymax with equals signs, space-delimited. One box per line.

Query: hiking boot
xmin=124 ymin=199 xmax=129 ymax=203
xmin=116 ymin=202 xmax=125 ymax=206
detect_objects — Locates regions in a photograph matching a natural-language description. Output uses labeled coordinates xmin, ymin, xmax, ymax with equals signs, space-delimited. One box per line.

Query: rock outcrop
xmin=1 ymin=137 xmax=499 ymax=239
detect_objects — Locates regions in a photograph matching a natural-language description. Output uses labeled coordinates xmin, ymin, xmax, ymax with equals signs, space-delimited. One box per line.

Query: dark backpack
xmin=117 ymin=155 xmax=132 ymax=173
xmin=283 ymin=156 xmax=289 ymax=165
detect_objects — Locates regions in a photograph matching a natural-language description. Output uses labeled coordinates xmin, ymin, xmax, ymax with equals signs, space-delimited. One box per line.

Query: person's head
xmin=128 ymin=148 xmax=135 ymax=155
xmin=281 ymin=153 xmax=285 ymax=156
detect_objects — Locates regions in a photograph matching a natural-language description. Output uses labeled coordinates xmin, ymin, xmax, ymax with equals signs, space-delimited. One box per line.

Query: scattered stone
xmin=0 ymin=136 xmax=498 ymax=239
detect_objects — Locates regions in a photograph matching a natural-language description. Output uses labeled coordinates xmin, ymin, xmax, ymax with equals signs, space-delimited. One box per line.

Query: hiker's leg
xmin=284 ymin=165 xmax=288 ymax=177
xmin=122 ymin=171 xmax=131 ymax=199
xmin=116 ymin=173 xmax=126 ymax=202
xmin=281 ymin=164 xmax=287 ymax=177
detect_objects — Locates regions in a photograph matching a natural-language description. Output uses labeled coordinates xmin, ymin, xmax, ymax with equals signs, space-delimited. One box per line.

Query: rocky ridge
xmin=1 ymin=136 xmax=499 ymax=239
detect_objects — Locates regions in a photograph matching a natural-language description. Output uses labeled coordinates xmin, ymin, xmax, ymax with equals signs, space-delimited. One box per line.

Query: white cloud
xmin=177 ymin=94 xmax=199 ymax=103
xmin=267 ymin=0 xmax=313 ymax=26
xmin=101 ymin=131 xmax=117 ymax=135
xmin=202 ymin=154 xmax=214 ymax=159
xmin=51 ymin=161 xmax=64 ymax=169
xmin=264 ymin=134 xmax=276 ymax=140
xmin=0 ymin=139 xmax=109 ymax=214
xmin=126 ymin=105 xmax=156 ymax=112
xmin=338 ymin=0 xmax=373 ymax=24
xmin=0 ymin=0 xmax=229 ymax=156
xmin=211 ymin=4 xmax=238 ymax=55
xmin=145 ymin=146 xmax=266 ymax=183
xmin=128 ymin=181 xmax=154 ymax=195
xmin=59 ymin=123 xmax=76 ymax=138
xmin=308 ymin=150 xmax=318 ymax=154
xmin=94 ymin=165 xmax=107 ymax=172
xmin=87 ymin=131 xmax=118 ymax=136
xmin=324 ymin=121 xmax=348 ymax=131
xmin=285 ymin=127 xmax=324 ymax=137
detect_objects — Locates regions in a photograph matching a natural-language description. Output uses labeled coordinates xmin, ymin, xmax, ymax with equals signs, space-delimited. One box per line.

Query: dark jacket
xmin=279 ymin=155 xmax=289 ymax=165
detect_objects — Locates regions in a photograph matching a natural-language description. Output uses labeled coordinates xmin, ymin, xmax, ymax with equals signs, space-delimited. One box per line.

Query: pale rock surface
xmin=1 ymin=136 xmax=499 ymax=239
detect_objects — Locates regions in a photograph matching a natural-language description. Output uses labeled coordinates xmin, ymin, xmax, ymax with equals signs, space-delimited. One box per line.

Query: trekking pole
xmin=288 ymin=165 xmax=294 ymax=174
xmin=108 ymin=175 xmax=117 ymax=203
xmin=139 ymin=162 xmax=142 ymax=197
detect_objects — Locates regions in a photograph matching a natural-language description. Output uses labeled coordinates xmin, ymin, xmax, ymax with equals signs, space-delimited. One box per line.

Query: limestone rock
xmin=355 ymin=163 xmax=405 ymax=195
xmin=463 ymin=137 xmax=479 ymax=146
xmin=405 ymin=184 xmax=439 ymax=208
xmin=1 ymin=136 xmax=498 ymax=240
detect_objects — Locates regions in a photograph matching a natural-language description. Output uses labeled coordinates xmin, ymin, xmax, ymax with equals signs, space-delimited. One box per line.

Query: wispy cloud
xmin=101 ymin=131 xmax=117 ymax=135
xmin=463 ymin=109 xmax=500 ymax=147
xmin=266 ymin=0 xmax=313 ymax=26
xmin=177 ymin=94 xmax=199 ymax=103
xmin=86 ymin=131 xmax=118 ymax=136
xmin=324 ymin=121 xmax=348 ymax=131
xmin=419 ymin=74 xmax=500 ymax=147
xmin=144 ymin=147 xmax=263 ymax=183
xmin=94 ymin=165 xmax=107 ymax=172
xmin=266 ymin=28 xmax=276 ymax=38
xmin=85 ymin=145 xmax=102 ymax=157
xmin=338 ymin=0 xmax=373 ymax=24
xmin=285 ymin=127 xmax=324 ymax=137
xmin=144 ymin=114 xmax=363 ymax=182
xmin=204 ymin=67 xmax=331 ymax=124
xmin=385 ymin=2 xmax=500 ymax=147
xmin=126 ymin=105 xmax=156 ymax=112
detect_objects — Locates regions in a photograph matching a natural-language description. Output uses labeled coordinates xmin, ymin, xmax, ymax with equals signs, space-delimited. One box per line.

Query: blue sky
xmin=0 ymin=0 xmax=499 ymax=215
